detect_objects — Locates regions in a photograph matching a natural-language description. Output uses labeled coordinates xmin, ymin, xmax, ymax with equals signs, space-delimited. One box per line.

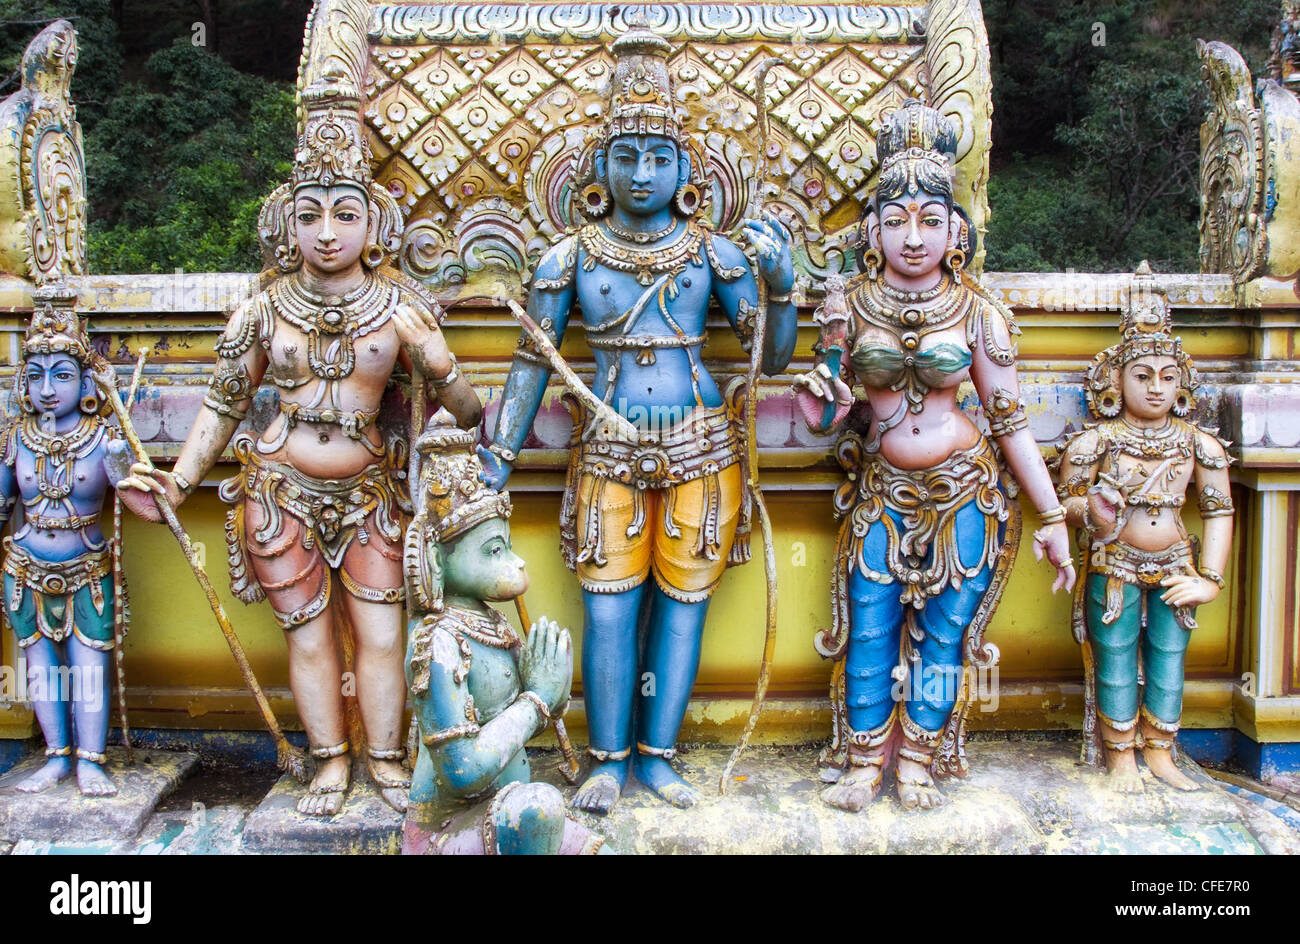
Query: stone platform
xmin=0 ymin=748 xmax=198 ymax=848
xmin=2 ymin=739 xmax=1297 ymax=854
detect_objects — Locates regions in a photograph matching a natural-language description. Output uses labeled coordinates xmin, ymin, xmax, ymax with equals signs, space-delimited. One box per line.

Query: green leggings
xmin=1087 ymin=574 xmax=1191 ymax=725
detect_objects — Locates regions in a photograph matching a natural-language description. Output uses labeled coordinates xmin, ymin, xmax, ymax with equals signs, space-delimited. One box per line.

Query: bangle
xmin=1039 ymin=505 xmax=1066 ymax=526
xmin=172 ymin=471 xmax=195 ymax=496
xmin=516 ymin=690 xmax=551 ymax=721
xmin=488 ymin=442 xmax=517 ymax=464
xmin=768 ymin=291 xmax=791 ymax=304
xmin=431 ymin=354 xmax=459 ymax=389
xmin=1198 ymin=567 xmax=1226 ymax=589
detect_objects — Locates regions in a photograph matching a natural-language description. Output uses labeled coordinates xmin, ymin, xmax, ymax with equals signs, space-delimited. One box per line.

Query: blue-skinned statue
xmin=0 ymin=287 xmax=125 ymax=796
xmin=402 ymin=413 xmax=606 ymax=854
xmin=481 ymin=27 xmax=796 ymax=814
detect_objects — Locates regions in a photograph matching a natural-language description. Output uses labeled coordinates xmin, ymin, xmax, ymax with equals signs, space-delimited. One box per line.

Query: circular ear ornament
xmin=1096 ymin=388 xmax=1121 ymax=418
xmin=80 ymin=394 xmax=99 ymax=415
xmin=945 ymin=248 xmax=966 ymax=278
xmin=364 ymin=242 xmax=386 ymax=268
xmin=861 ymin=247 xmax=883 ymax=282
xmin=20 ymin=394 xmax=34 ymax=414
xmin=1172 ymin=390 xmax=1195 ymax=418
xmin=674 ymin=183 xmax=702 ymax=217
xmin=581 ymin=182 xmax=610 ymax=217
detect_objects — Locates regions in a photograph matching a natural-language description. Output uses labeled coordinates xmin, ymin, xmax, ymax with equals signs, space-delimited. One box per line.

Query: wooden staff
xmin=96 ymin=370 xmax=309 ymax=783
xmin=109 ymin=349 xmax=147 ymax=765
xmin=719 ymin=57 xmax=785 ymax=793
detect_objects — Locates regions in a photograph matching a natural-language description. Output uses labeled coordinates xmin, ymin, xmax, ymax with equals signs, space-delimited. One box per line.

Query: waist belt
xmin=3 ymin=536 xmax=111 ymax=621
xmin=577 ymin=402 xmax=741 ymax=490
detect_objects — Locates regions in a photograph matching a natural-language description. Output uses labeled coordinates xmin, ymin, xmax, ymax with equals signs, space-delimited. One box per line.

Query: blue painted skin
xmin=0 ymin=353 xmax=118 ymax=796
xmin=482 ymin=132 xmax=796 ymax=813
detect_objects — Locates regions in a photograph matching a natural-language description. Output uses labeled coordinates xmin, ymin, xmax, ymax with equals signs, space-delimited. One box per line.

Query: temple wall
xmin=1 ymin=269 xmax=1295 ymax=747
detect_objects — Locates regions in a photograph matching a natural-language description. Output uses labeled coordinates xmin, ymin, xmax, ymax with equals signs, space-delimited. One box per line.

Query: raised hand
xmin=109 ymin=440 xmax=181 ymax=522
xmin=476 ymin=445 xmax=511 ymax=491
xmin=741 ymin=211 xmax=794 ymax=295
xmin=393 ymin=302 xmax=453 ymax=378
xmin=518 ymin=617 xmax=572 ymax=716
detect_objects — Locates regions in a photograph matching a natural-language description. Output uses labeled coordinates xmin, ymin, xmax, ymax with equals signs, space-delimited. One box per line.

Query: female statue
xmin=481 ymin=27 xmax=795 ymax=814
xmin=120 ymin=79 xmax=482 ymax=816
xmin=792 ymin=99 xmax=1075 ymax=811
xmin=0 ymin=288 xmax=123 ymax=796
xmin=1056 ymin=266 xmax=1233 ymax=792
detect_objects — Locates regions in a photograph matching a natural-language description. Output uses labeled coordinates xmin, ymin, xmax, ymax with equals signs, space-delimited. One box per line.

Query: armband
xmin=984 ymin=387 xmax=1028 ymax=438
xmin=203 ymin=360 xmax=254 ymax=421
xmin=1197 ymin=485 xmax=1234 ymax=518
xmin=431 ymin=354 xmax=460 ymax=389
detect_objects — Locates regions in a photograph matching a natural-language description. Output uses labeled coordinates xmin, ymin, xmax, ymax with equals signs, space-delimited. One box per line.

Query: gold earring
xmin=20 ymin=394 xmax=34 ymax=414
xmin=1095 ymin=388 xmax=1121 ymax=418
xmin=364 ymin=242 xmax=385 ymax=267
xmin=674 ymin=183 xmax=702 ymax=217
xmin=945 ymin=248 xmax=965 ymax=278
xmin=1172 ymin=391 xmax=1195 ymax=418
xmin=580 ymin=182 xmax=610 ymax=217
xmin=862 ymin=247 xmax=883 ymax=281
xmin=80 ymin=394 xmax=99 ymax=415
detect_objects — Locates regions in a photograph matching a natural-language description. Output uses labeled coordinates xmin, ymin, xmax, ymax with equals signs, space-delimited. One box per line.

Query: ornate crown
xmin=1085 ymin=262 xmax=1198 ymax=418
xmin=291 ymin=76 xmax=372 ymax=192
xmin=416 ymin=413 xmax=511 ymax=544
xmin=875 ymin=98 xmax=957 ymax=194
xmin=603 ymin=27 xmax=682 ymax=145
xmin=24 ymin=284 xmax=90 ymax=362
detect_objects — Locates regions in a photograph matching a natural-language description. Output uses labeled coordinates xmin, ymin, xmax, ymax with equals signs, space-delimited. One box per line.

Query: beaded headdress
xmin=257 ymin=75 xmax=403 ymax=271
xmin=602 ymin=27 xmax=683 ymax=146
xmin=24 ymin=284 xmax=90 ymax=362
xmin=1086 ymin=262 xmax=1198 ymax=418
xmin=416 ymin=413 xmax=512 ymax=545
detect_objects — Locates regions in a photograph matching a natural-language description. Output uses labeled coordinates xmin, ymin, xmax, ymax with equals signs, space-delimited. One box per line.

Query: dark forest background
xmin=0 ymin=0 xmax=1284 ymax=274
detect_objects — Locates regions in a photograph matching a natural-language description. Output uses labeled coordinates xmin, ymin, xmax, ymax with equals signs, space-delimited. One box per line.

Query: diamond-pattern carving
xmin=367 ymin=83 xmax=431 ymax=148
xmin=816 ymin=50 xmax=887 ymax=109
xmin=406 ymin=48 xmax=474 ymax=111
xmin=771 ymin=79 xmax=848 ymax=146
xmin=483 ymin=47 xmax=557 ymax=114
xmin=442 ymin=86 xmax=511 ymax=148
xmin=363 ymin=23 xmax=946 ymax=296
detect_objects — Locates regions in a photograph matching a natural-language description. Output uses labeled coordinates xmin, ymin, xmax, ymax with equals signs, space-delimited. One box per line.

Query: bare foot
xmin=821 ymin=764 xmax=883 ymax=812
xmin=298 ymin=755 xmax=350 ymax=816
xmin=571 ymin=757 xmax=629 ymax=815
xmin=15 ymin=757 xmax=72 ymax=793
xmin=1143 ymin=747 xmax=1200 ymax=792
xmin=896 ymin=757 xmax=946 ymax=810
xmin=367 ymin=757 xmax=411 ymax=813
xmin=634 ymin=754 xmax=700 ymax=809
xmin=76 ymin=760 xmax=118 ymax=797
xmin=1103 ymin=747 xmax=1145 ymax=794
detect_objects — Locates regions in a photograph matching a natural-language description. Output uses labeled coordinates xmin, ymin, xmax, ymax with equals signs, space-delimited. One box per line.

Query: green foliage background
xmin=0 ymin=0 xmax=1291 ymax=274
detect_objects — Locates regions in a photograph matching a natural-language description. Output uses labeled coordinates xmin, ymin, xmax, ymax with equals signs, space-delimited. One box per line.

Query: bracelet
xmin=172 ymin=471 xmax=195 ymax=496
xmin=768 ymin=291 xmax=792 ymax=304
xmin=516 ymin=690 xmax=551 ymax=721
xmin=487 ymin=442 xmax=518 ymax=464
xmin=430 ymin=354 xmax=459 ymax=389
xmin=1197 ymin=567 xmax=1226 ymax=589
xmin=1038 ymin=505 xmax=1066 ymax=526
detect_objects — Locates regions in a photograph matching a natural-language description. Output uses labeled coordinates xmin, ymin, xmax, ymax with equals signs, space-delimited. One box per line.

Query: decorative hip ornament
xmin=1056 ymin=263 xmax=1234 ymax=793
xmin=402 ymin=414 xmax=604 ymax=855
xmin=116 ymin=46 xmax=483 ymax=818
xmin=0 ymin=286 xmax=130 ymax=796
xmin=791 ymin=98 xmax=1075 ymax=812
xmin=483 ymin=22 xmax=797 ymax=815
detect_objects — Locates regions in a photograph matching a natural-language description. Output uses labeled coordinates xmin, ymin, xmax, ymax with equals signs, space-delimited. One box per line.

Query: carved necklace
xmin=851 ymin=272 xmax=968 ymax=338
xmin=604 ymin=218 xmax=679 ymax=245
xmin=1111 ymin=418 xmax=1191 ymax=459
xmin=447 ymin=603 xmax=521 ymax=652
xmin=879 ymin=275 xmax=948 ymax=304
xmin=269 ymin=272 xmax=397 ymax=382
xmin=19 ymin=415 xmax=100 ymax=501
xmin=580 ymin=221 xmax=705 ymax=286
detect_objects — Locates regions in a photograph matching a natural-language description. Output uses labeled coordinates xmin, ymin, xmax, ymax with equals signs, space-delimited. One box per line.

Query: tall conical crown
xmin=603 ymin=26 xmax=682 ymax=144
xmin=1115 ymin=261 xmax=1182 ymax=365
xmin=291 ymin=73 xmax=372 ymax=191
xmin=416 ymin=412 xmax=511 ymax=544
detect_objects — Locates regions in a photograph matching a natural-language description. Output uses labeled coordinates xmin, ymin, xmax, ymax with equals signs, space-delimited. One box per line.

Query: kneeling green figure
xmin=401 ymin=414 xmax=607 ymax=854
